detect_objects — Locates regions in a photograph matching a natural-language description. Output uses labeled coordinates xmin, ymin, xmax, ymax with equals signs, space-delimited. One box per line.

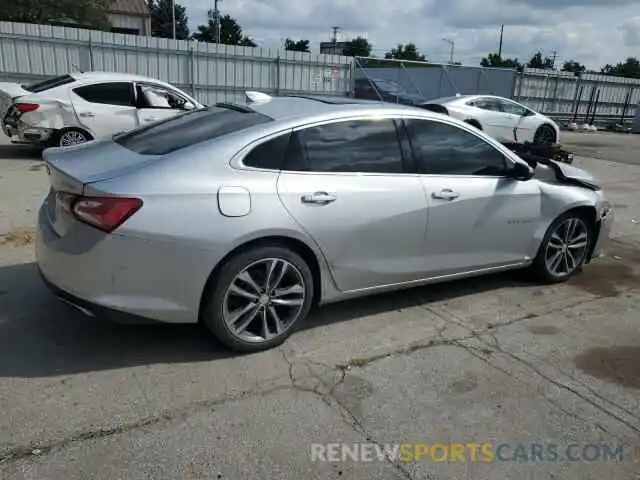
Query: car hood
xmin=534 ymin=160 xmax=600 ymax=190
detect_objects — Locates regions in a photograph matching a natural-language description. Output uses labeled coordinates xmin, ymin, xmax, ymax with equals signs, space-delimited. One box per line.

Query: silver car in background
xmin=36 ymin=92 xmax=613 ymax=352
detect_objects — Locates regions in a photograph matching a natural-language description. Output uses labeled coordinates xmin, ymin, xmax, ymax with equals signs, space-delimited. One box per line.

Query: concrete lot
xmin=1 ymin=133 xmax=640 ymax=479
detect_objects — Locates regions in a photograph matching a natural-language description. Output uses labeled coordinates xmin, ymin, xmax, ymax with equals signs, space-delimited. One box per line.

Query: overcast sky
xmin=180 ymin=0 xmax=640 ymax=69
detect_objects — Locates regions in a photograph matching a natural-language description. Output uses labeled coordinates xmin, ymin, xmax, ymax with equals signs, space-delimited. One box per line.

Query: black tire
xmin=202 ymin=245 xmax=314 ymax=353
xmin=50 ymin=128 xmax=93 ymax=148
xmin=533 ymin=124 xmax=557 ymax=145
xmin=530 ymin=211 xmax=592 ymax=284
xmin=465 ymin=119 xmax=482 ymax=130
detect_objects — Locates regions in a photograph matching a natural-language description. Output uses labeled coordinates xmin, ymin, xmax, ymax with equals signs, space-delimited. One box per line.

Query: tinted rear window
xmin=114 ymin=106 xmax=273 ymax=155
xmin=23 ymin=75 xmax=76 ymax=93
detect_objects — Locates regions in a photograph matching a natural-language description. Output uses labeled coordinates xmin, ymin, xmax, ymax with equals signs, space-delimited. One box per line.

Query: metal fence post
xmin=275 ymin=54 xmax=281 ymax=95
xmin=516 ymin=69 xmax=525 ymax=100
xmin=88 ymin=38 xmax=94 ymax=71
xmin=190 ymin=40 xmax=196 ymax=98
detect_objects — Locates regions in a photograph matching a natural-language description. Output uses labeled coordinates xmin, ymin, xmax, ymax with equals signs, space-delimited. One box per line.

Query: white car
xmin=423 ymin=94 xmax=560 ymax=145
xmin=0 ymin=72 xmax=203 ymax=147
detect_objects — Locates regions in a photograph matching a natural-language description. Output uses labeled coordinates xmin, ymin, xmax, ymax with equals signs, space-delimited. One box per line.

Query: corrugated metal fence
xmin=354 ymin=58 xmax=640 ymax=125
xmin=0 ymin=21 xmax=352 ymax=105
xmin=515 ymin=68 xmax=640 ymax=124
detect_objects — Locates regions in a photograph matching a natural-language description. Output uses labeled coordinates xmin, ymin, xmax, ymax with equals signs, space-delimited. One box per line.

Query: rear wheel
xmin=533 ymin=124 xmax=556 ymax=145
xmin=531 ymin=212 xmax=592 ymax=283
xmin=202 ymin=245 xmax=314 ymax=352
xmin=52 ymin=128 xmax=93 ymax=148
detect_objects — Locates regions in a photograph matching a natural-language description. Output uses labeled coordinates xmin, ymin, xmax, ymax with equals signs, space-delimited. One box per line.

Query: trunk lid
xmin=42 ymin=139 xmax=160 ymax=236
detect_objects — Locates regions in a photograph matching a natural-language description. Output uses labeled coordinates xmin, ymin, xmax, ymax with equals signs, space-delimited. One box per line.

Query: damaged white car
xmin=0 ymin=72 xmax=203 ymax=147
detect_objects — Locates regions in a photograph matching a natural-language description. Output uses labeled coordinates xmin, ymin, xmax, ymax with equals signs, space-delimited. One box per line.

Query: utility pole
xmin=331 ymin=26 xmax=340 ymax=44
xmin=171 ymin=0 xmax=176 ymax=39
xmin=498 ymin=24 xmax=504 ymax=58
xmin=551 ymin=50 xmax=558 ymax=69
xmin=442 ymin=38 xmax=454 ymax=64
xmin=210 ymin=0 xmax=222 ymax=44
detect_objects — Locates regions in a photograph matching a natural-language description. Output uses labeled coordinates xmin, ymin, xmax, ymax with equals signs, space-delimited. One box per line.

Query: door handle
xmin=301 ymin=192 xmax=337 ymax=205
xmin=432 ymin=189 xmax=460 ymax=200
xmin=79 ymin=112 xmax=95 ymax=118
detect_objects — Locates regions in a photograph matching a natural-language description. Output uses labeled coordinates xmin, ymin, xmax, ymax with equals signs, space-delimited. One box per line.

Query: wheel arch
xmin=197 ymin=235 xmax=324 ymax=323
xmin=51 ymin=126 xmax=94 ymax=147
xmin=534 ymin=123 xmax=558 ymax=143
xmin=533 ymin=204 xmax=599 ymax=259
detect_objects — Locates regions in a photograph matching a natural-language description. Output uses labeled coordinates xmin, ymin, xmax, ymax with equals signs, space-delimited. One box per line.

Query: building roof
xmin=108 ymin=0 xmax=150 ymax=16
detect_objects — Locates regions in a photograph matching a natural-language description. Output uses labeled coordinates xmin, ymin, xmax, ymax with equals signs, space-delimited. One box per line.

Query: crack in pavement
xmin=0 ymin=377 xmax=290 ymax=466
xmin=279 ymin=348 xmax=425 ymax=480
xmin=458 ymin=338 xmax=640 ymax=437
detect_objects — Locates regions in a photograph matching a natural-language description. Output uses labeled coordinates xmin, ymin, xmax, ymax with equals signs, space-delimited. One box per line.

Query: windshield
xmin=22 ymin=75 xmax=76 ymax=93
xmin=114 ymin=105 xmax=273 ymax=155
xmin=373 ymin=79 xmax=407 ymax=94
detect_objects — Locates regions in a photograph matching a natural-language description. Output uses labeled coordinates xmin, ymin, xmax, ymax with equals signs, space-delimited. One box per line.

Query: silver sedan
xmin=36 ymin=93 xmax=613 ymax=352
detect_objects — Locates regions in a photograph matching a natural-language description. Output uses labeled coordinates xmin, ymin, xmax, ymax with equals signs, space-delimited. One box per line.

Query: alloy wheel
xmin=545 ymin=217 xmax=589 ymax=277
xmin=59 ymin=130 xmax=87 ymax=147
xmin=536 ymin=126 xmax=555 ymax=145
xmin=222 ymin=258 xmax=306 ymax=343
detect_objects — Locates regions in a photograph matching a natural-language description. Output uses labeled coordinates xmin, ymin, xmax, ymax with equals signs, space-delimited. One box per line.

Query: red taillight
xmin=15 ymin=103 xmax=40 ymax=113
xmin=72 ymin=196 xmax=143 ymax=233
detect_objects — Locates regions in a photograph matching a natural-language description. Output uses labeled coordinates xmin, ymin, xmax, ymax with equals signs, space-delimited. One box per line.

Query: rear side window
xmin=283 ymin=119 xmax=404 ymax=174
xmin=114 ymin=106 xmax=273 ymax=155
xmin=243 ymin=133 xmax=291 ymax=169
xmin=23 ymin=75 xmax=75 ymax=93
xmin=74 ymin=82 xmax=135 ymax=107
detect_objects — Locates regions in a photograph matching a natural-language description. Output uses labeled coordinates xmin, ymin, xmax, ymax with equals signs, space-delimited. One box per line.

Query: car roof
xmin=71 ymin=71 xmax=172 ymax=84
xmin=247 ymin=94 xmax=441 ymax=123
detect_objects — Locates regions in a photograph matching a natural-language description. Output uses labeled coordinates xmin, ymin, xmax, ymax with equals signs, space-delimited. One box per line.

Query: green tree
xmin=384 ymin=43 xmax=426 ymax=62
xmin=480 ymin=52 xmax=523 ymax=70
xmin=527 ymin=51 xmax=555 ymax=69
xmin=284 ymin=38 xmax=310 ymax=52
xmin=601 ymin=57 xmax=640 ymax=78
xmin=0 ymin=0 xmax=111 ymax=29
xmin=193 ymin=13 xmax=256 ymax=46
xmin=342 ymin=36 xmax=373 ymax=57
xmin=561 ymin=59 xmax=586 ymax=75
xmin=149 ymin=0 xmax=190 ymax=40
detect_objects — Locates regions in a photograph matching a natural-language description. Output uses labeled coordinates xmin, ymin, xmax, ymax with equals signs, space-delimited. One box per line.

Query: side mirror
xmin=182 ymin=102 xmax=195 ymax=111
xmin=508 ymin=161 xmax=534 ymax=181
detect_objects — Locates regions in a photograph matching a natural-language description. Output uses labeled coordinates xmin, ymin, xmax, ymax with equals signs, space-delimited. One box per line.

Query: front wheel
xmin=202 ymin=245 xmax=314 ymax=353
xmin=530 ymin=212 xmax=592 ymax=283
xmin=533 ymin=124 xmax=557 ymax=145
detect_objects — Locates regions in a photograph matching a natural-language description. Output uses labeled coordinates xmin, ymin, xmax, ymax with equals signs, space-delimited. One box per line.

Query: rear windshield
xmin=114 ymin=105 xmax=273 ymax=155
xmin=23 ymin=75 xmax=76 ymax=93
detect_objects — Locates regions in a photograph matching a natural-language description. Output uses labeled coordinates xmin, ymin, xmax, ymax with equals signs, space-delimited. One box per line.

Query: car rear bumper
xmin=2 ymin=121 xmax=54 ymax=145
xmin=35 ymin=201 xmax=213 ymax=324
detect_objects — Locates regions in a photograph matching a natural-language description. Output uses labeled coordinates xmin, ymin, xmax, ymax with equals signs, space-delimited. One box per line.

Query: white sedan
xmin=0 ymin=72 xmax=203 ymax=147
xmin=423 ymin=94 xmax=560 ymax=145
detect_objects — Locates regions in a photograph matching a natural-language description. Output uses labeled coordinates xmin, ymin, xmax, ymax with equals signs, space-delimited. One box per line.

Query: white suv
xmin=0 ymin=72 xmax=203 ymax=147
